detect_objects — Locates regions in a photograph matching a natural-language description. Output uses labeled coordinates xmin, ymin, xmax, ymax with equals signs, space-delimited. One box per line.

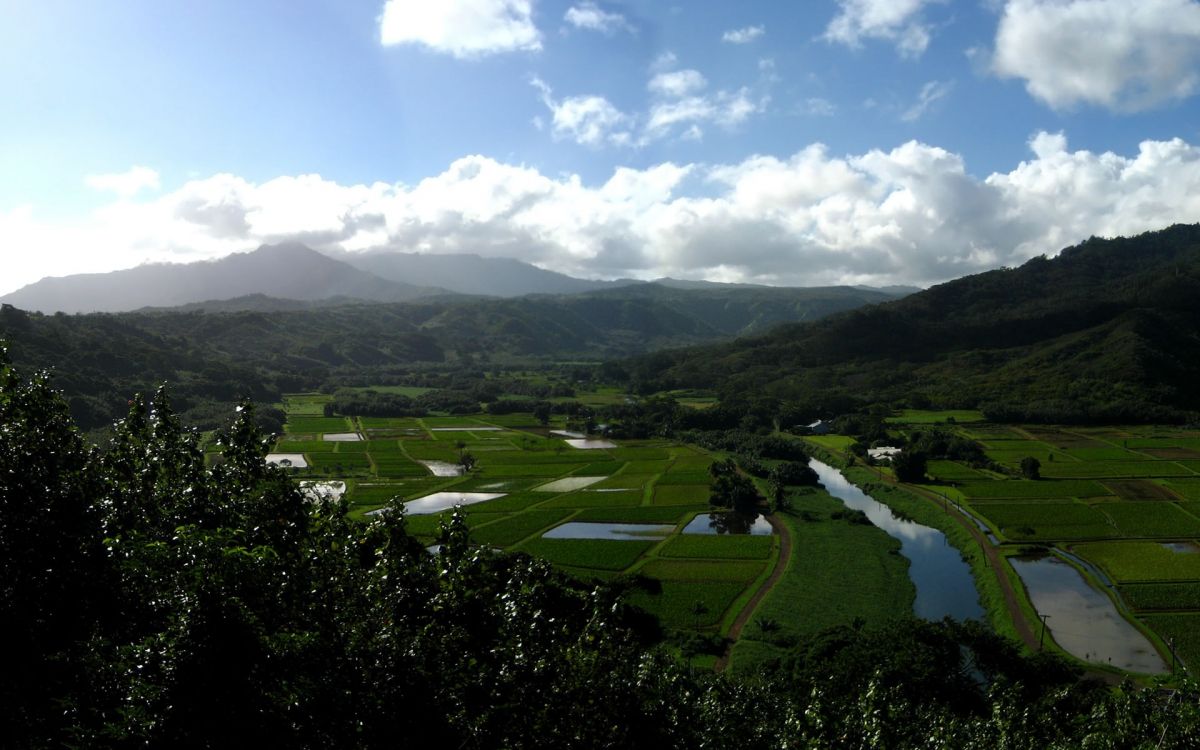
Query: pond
xmin=543 ymin=522 xmax=675 ymax=540
xmin=565 ymin=438 xmax=618 ymax=449
xmin=418 ymin=460 xmax=464 ymax=477
xmin=811 ymin=460 xmax=984 ymax=622
xmin=549 ymin=429 xmax=586 ymax=438
xmin=536 ymin=476 xmax=607 ymax=492
xmin=1010 ymin=555 xmax=1167 ymax=673
xmin=266 ymin=453 xmax=308 ymax=468
xmin=684 ymin=512 xmax=772 ymax=535
xmin=1162 ymin=541 xmax=1200 ymax=554
xmin=401 ymin=491 xmax=505 ymax=515
xmin=322 ymin=432 xmax=362 ymax=442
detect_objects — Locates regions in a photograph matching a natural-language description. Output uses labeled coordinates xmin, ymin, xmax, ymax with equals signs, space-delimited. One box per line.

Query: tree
xmin=533 ymin=402 xmax=551 ymax=426
xmin=1020 ymin=456 xmax=1042 ymax=480
xmin=892 ymin=451 xmax=927 ymax=483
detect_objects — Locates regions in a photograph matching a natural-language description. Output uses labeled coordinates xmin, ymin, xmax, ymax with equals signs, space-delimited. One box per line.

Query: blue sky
xmin=3 ymin=0 xmax=1200 ymax=295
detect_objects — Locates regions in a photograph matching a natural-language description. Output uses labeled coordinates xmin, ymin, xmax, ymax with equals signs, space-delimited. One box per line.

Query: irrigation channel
xmin=810 ymin=460 xmax=985 ymax=622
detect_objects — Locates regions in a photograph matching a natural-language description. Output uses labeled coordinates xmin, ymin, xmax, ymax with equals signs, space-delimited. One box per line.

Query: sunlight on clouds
xmin=379 ymin=0 xmax=541 ymax=58
xmin=993 ymin=0 xmax=1200 ymax=112
xmin=85 ymin=166 xmax=160 ymax=199
xmin=8 ymin=134 xmax=1200 ymax=295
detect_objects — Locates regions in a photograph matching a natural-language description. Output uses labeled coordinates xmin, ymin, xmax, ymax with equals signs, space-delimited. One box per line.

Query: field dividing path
xmin=713 ymin=512 xmax=792 ymax=672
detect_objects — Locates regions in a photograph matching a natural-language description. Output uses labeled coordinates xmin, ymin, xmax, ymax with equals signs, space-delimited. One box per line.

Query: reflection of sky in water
xmin=1011 ymin=556 xmax=1166 ymax=673
xmin=543 ymin=522 xmax=674 ymax=540
xmin=811 ymin=460 xmax=983 ymax=622
xmin=403 ymin=492 xmax=505 ymax=515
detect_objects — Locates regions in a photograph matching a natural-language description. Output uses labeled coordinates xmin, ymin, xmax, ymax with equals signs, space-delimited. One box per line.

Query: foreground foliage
xmin=4 ymin=356 xmax=1200 ymax=748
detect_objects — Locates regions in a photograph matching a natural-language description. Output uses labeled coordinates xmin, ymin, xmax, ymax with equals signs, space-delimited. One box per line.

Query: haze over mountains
xmin=0 ymin=242 xmax=915 ymax=314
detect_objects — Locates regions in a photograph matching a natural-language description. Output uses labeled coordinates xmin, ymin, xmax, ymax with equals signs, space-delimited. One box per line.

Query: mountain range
xmin=0 ymin=243 xmax=914 ymax=313
xmin=625 ymin=224 xmax=1200 ymax=423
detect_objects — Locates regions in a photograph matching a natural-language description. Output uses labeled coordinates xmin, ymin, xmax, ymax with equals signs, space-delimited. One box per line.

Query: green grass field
xmin=1142 ymin=613 xmax=1200 ymax=670
xmin=658 ymin=535 xmax=773 ymax=560
xmin=1073 ymin=541 xmax=1200 ymax=582
xmin=1119 ymin=582 xmax=1200 ymax=612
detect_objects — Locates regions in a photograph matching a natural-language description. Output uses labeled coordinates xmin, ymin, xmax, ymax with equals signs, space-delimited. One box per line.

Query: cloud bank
xmin=5 ymin=133 xmax=1200 ymax=296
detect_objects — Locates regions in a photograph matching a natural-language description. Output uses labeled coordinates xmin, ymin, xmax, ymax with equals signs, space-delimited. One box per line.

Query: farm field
xmin=879 ymin=413 xmax=1200 ymax=671
xmin=268 ymin=395 xmax=787 ymax=647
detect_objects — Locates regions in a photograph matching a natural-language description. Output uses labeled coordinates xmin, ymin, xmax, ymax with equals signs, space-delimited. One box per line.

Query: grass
xmin=626 ymin=581 xmax=747 ymax=629
xmin=540 ymin=490 xmax=644 ymax=508
xmin=1039 ymin=460 xmax=1194 ymax=478
xmin=1119 ymin=583 xmax=1200 ymax=612
xmin=1142 ymin=613 xmax=1200 ymax=670
xmin=652 ymin=484 xmax=711 ymax=506
xmin=974 ymin=503 xmax=1116 ymax=541
xmin=638 ymin=559 xmax=767 ymax=582
xmin=886 ymin=409 xmax=986 ymax=424
xmin=958 ymin=480 xmax=1109 ymax=499
xmin=574 ymin=506 xmax=698 ymax=524
xmin=1073 ymin=541 xmax=1200 ymax=582
xmin=926 ymin=460 xmax=987 ymax=482
xmin=658 ymin=534 xmax=773 ymax=560
xmin=470 ymin=509 xmax=574 ymax=546
xmin=728 ymin=489 xmax=915 ymax=673
xmin=285 ymin=416 xmax=352 ymax=434
xmin=518 ymin=538 xmax=655 ymax=571
xmin=1098 ymin=503 xmax=1200 ymax=537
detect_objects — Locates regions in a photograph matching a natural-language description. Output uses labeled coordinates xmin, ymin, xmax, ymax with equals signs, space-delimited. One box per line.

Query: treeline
xmin=5 ymin=353 xmax=1200 ymax=747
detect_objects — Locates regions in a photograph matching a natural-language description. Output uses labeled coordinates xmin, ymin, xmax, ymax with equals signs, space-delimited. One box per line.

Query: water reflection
xmin=543 ymin=522 xmax=675 ymax=540
xmin=684 ymin=512 xmax=772 ymax=535
xmin=810 ymin=459 xmax=984 ymax=622
xmin=1010 ymin=555 xmax=1167 ymax=673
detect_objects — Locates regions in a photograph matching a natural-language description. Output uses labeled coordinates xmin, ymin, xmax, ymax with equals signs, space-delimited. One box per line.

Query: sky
xmin=3 ymin=0 xmax=1200 ymax=296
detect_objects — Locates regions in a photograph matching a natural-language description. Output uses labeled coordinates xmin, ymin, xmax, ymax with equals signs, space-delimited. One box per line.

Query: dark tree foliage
xmin=1021 ymin=456 xmax=1042 ymax=480
xmin=892 ymin=451 xmax=928 ymax=483
xmin=708 ymin=459 xmax=761 ymax=514
xmin=5 ymin=357 xmax=1200 ymax=748
xmin=325 ymin=388 xmax=427 ymax=417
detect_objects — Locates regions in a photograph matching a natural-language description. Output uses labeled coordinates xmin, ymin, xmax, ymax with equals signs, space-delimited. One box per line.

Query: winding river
xmin=810 ymin=459 xmax=985 ymax=622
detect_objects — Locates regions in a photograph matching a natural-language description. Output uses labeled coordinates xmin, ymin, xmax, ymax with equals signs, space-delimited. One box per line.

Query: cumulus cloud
xmin=722 ymin=25 xmax=765 ymax=44
xmin=824 ymin=0 xmax=941 ymax=57
xmin=85 ymin=166 xmax=160 ymax=198
xmin=901 ymin=80 xmax=953 ymax=121
xmin=6 ymin=133 xmax=1200 ymax=295
xmin=379 ymin=0 xmax=541 ymax=58
xmin=647 ymin=69 xmax=707 ymax=98
xmin=993 ymin=0 xmax=1200 ymax=111
xmin=564 ymin=2 xmax=632 ymax=34
xmin=531 ymin=77 xmax=633 ymax=146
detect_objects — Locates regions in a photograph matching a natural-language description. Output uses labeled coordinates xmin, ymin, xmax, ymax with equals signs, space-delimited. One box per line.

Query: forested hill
xmin=0 ymin=282 xmax=896 ymax=429
xmin=623 ymin=224 xmax=1200 ymax=423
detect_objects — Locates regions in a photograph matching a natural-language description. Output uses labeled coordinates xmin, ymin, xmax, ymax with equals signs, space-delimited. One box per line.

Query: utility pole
xmin=1038 ymin=614 xmax=1051 ymax=650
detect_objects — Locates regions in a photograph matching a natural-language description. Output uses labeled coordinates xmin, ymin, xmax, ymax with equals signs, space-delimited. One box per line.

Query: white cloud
xmin=532 ymin=78 xmax=633 ymax=146
xmin=993 ymin=0 xmax=1200 ymax=111
xmin=901 ymin=80 xmax=953 ymax=121
xmin=824 ymin=0 xmax=941 ymax=57
xmin=7 ymin=133 xmax=1200 ymax=295
xmin=564 ymin=2 xmax=632 ymax=34
xmin=644 ymin=88 xmax=766 ymax=141
xmin=85 ymin=166 xmax=160 ymax=198
xmin=648 ymin=69 xmax=707 ymax=98
xmin=379 ymin=0 xmax=541 ymax=58
xmin=722 ymin=25 xmax=765 ymax=44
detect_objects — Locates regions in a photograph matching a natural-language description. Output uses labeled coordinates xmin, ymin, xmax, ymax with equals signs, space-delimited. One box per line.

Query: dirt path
xmin=713 ymin=512 xmax=792 ymax=672
xmin=871 ymin=473 xmax=1040 ymax=650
